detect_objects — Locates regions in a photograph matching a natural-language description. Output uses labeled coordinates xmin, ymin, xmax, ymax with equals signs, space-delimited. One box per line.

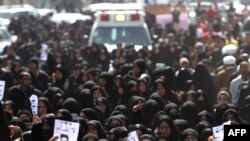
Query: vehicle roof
xmin=51 ymin=13 xmax=92 ymax=24
xmin=95 ymin=10 xmax=145 ymax=15
xmin=188 ymin=1 xmax=214 ymax=7
xmin=94 ymin=10 xmax=146 ymax=27
xmin=37 ymin=8 xmax=56 ymax=16
xmin=0 ymin=4 xmax=37 ymax=14
xmin=0 ymin=18 xmax=10 ymax=26
xmin=0 ymin=4 xmax=36 ymax=10
xmin=83 ymin=3 xmax=144 ymax=12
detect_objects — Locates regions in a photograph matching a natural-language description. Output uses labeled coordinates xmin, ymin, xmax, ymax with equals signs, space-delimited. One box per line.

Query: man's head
xmin=239 ymin=61 xmax=250 ymax=76
xmin=195 ymin=42 xmax=205 ymax=54
xmin=218 ymin=37 xmax=226 ymax=48
xmin=179 ymin=57 xmax=190 ymax=69
xmin=201 ymin=59 xmax=212 ymax=72
xmin=29 ymin=57 xmax=39 ymax=72
xmin=245 ymin=33 xmax=250 ymax=45
xmin=223 ymin=55 xmax=236 ymax=69
xmin=6 ymin=46 xmax=15 ymax=56
xmin=19 ymin=72 xmax=31 ymax=88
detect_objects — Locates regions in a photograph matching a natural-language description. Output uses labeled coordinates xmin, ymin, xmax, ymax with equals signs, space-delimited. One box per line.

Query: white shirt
xmin=229 ymin=75 xmax=249 ymax=104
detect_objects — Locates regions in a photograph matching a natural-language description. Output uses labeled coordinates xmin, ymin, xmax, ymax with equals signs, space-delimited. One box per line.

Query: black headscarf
xmin=141 ymin=99 xmax=160 ymax=128
xmin=127 ymin=96 xmax=145 ymax=124
xmin=223 ymin=109 xmax=246 ymax=124
xmin=22 ymin=130 xmax=32 ymax=141
xmin=151 ymin=111 xmax=168 ymax=130
xmin=32 ymin=113 xmax=55 ymax=141
xmin=164 ymin=103 xmax=180 ymax=120
xmin=200 ymin=128 xmax=213 ymax=141
xmin=82 ymin=133 xmax=99 ymax=141
xmin=212 ymin=103 xmax=230 ymax=126
xmin=193 ymin=63 xmax=216 ymax=106
xmin=173 ymin=119 xmax=191 ymax=135
xmin=180 ymin=101 xmax=199 ymax=128
xmin=239 ymin=95 xmax=250 ymax=123
xmin=73 ymin=116 xmax=88 ymax=141
xmin=113 ymin=105 xmax=129 ymax=119
xmin=141 ymin=134 xmax=156 ymax=141
xmin=116 ymin=114 xmax=129 ymax=129
xmin=56 ymin=108 xmax=73 ymax=121
xmin=83 ymin=80 xmax=97 ymax=90
xmin=152 ymin=79 xmax=177 ymax=104
xmin=180 ymin=128 xmax=199 ymax=141
xmin=2 ymin=100 xmax=18 ymax=116
xmin=96 ymin=96 xmax=112 ymax=120
xmin=237 ymin=85 xmax=250 ymax=108
xmin=78 ymin=88 xmax=94 ymax=109
xmin=196 ymin=111 xmax=213 ymax=125
xmin=108 ymin=127 xmax=128 ymax=141
xmin=162 ymin=66 xmax=177 ymax=91
xmin=184 ymin=80 xmax=196 ymax=92
xmin=87 ymin=120 xmax=107 ymax=139
xmin=106 ymin=115 xmax=124 ymax=131
xmin=91 ymin=85 xmax=107 ymax=100
xmin=50 ymin=92 xmax=64 ymax=111
xmin=43 ymin=87 xmax=65 ymax=103
xmin=0 ymin=102 xmax=10 ymax=141
xmin=137 ymin=77 xmax=151 ymax=99
xmin=9 ymin=117 xmax=28 ymax=132
xmin=125 ymin=80 xmax=138 ymax=99
xmin=195 ymin=121 xmax=211 ymax=138
xmin=133 ymin=58 xmax=147 ymax=77
xmin=62 ymin=97 xmax=80 ymax=114
xmin=149 ymin=92 xmax=167 ymax=110
xmin=176 ymin=68 xmax=193 ymax=91
xmin=193 ymin=89 xmax=213 ymax=113
xmin=185 ymin=90 xmax=196 ymax=101
xmin=38 ymin=97 xmax=55 ymax=114
xmin=129 ymin=123 xmax=148 ymax=135
xmin=17 ymin=109 xmax=33 ymax=124
xmin=155 ymin=115 xmax=180 ymax=141
xmin=81 ymin=108 xmax=100 ymax=121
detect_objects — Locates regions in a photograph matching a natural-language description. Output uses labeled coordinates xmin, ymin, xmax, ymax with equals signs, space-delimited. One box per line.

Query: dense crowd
xmin=1 ymin=2 xmax=250 ymax=141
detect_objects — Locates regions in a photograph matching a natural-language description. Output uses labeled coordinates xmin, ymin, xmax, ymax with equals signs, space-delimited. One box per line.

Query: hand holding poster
xmin=127 ymin=131 xmax=139 ymax=141
xmin=213 ymin=124 xmax=224 ymax=141
xmin=212 ymin=121 xmax=232 ymax=141
xmin=53 ymin=119 xmax=80 ymax=141
xmin=0 ymin=80 xmax=5 ymax=101
xmin=40 ymin=43 xmax=48 ymax=61
xmin=29 ymin=94 xmax=38 ymax=116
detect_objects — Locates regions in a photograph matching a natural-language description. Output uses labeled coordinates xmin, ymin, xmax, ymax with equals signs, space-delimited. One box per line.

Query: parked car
xmin=0 ymin=27 xmax=16 ymax=53
xmin=0 ymin=4 xmax=38 ymax=20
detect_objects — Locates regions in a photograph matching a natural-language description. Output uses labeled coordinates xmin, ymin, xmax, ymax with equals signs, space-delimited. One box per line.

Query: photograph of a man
xmin=60 ymin=134 xmax=69 ymax=141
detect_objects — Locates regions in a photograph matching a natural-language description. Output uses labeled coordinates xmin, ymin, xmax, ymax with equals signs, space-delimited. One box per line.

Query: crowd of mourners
xmin=1 ymin=2 xmax=250 ymax=141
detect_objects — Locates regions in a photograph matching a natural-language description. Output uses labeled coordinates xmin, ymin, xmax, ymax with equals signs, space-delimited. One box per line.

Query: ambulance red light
xmin=101 ymin=14 xmax=109 ymax=21
xmin=131 ymin=13 xmax=140 ymax=21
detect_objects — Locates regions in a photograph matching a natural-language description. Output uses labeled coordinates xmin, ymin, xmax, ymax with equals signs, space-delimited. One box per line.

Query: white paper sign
xmin=40 ymin=43 xmax=48 ymax=61
xmin=53 ymin=119 xmax=80 ymax=141
xmin=29 ymin=94 xmax=38 ymax=116
xmin=127 ymin=131 xmax=139 ymax=141
xmin=213 ymin=124 xmax=224 ymax=141
xmin=212 ymin=121 xmax=232 ymax=141
xmin=0 ymin=80 xmax=5 ymax=101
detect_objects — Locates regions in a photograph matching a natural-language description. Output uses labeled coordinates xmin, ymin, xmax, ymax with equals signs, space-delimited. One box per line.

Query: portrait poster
xmin=53 ymin=119 xmax=80 ymax=141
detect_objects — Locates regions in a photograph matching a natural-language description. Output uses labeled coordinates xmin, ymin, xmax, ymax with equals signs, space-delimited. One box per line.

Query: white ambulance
xmin=88 ymin=3 xmax=152 ymax=52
